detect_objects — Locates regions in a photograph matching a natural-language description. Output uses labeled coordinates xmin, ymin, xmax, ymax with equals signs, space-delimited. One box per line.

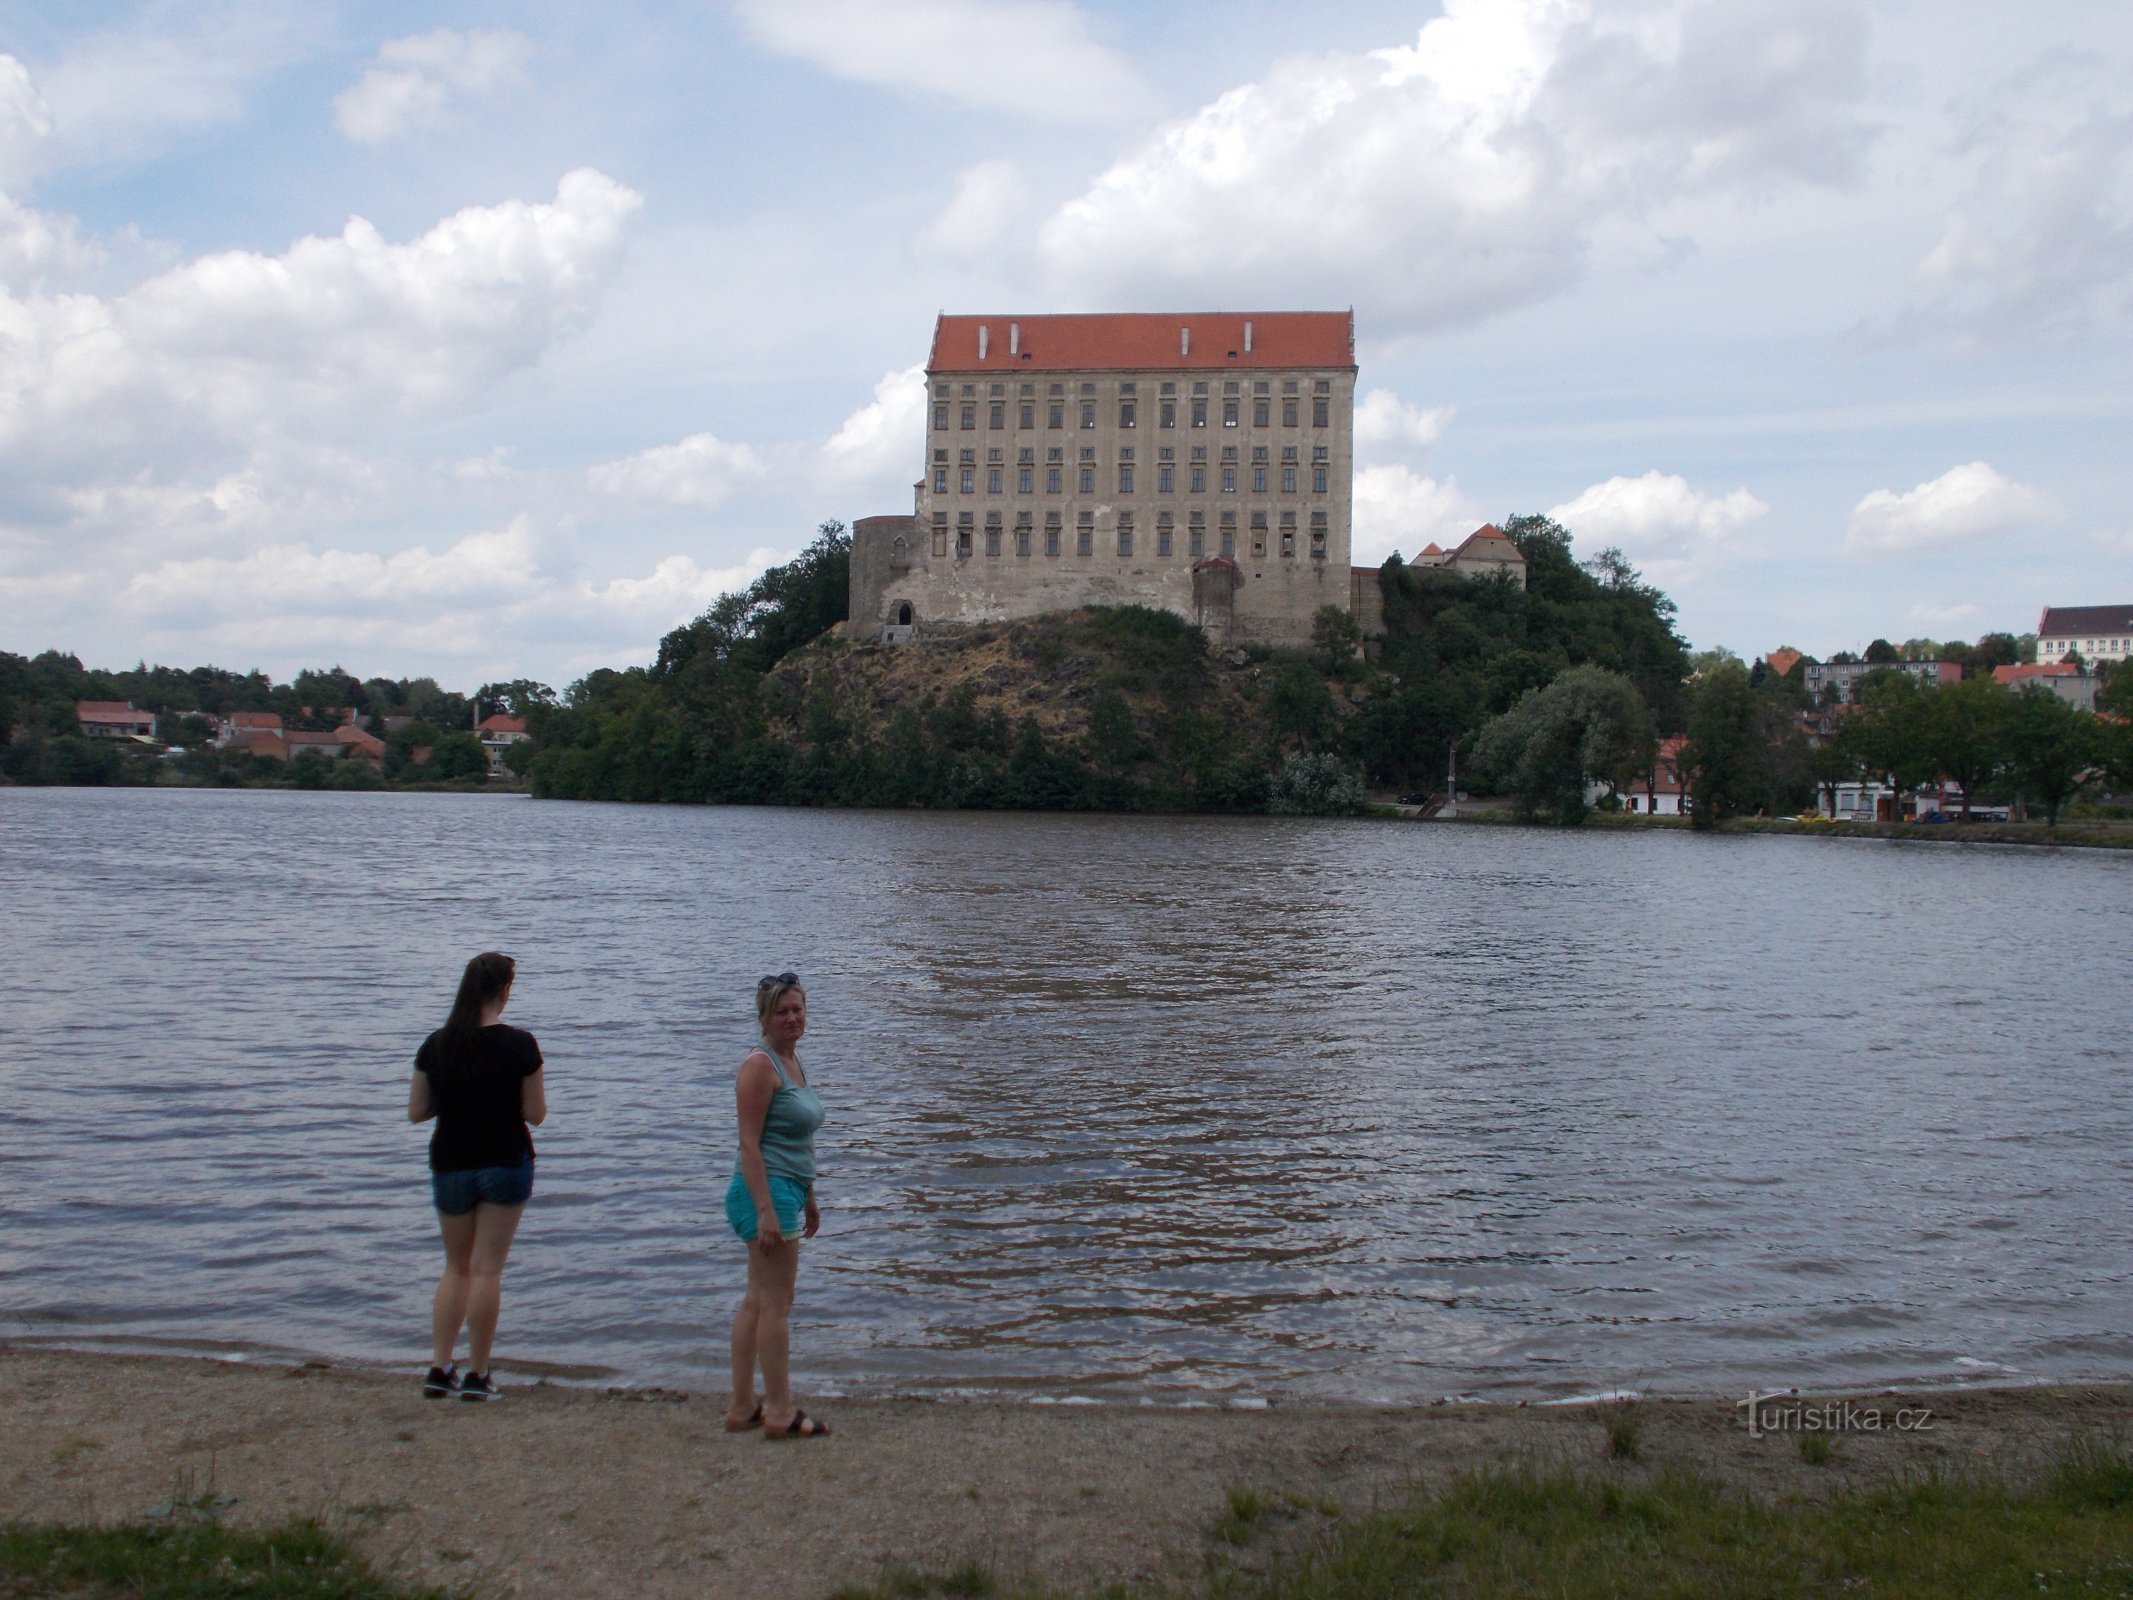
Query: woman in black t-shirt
xmin=408 ymin=950 xmax=547 ymax=1402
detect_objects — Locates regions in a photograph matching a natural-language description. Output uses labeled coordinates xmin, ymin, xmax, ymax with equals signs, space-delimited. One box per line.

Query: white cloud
xmin=1352 ymin=464 xmax=1483 ymax=565
xmin=586 ymin=432 xmax=767 ymax=508
xmin=0 ymin=191 xmax=100 ymax=292
xmin=817 ymin=363 xmax=926 ymax=489
xmin=0 ymin=54 xmax=53 ymax=190
xmin=333 ymin=30 xmax=532 ymax=145
xmin=918 ymin=160 xmax=1031 ymax=258
xmin=1906 ymin=58 xmax=2133 ymax=339
xmin=1907 ymin=601 xmax=1982 ymax=629
xmin=110 ymin=519 xmax=790 ymax=674
xmin=1548 ymin=471 xmax=1768 ymax=572
xmin=0 ymin=169 xmax=642 ymax=479
xmin=1846 ymin=462 xmax=2058 ymax=554
xmin=733 ymin=0 xmax=1141 ymax=123
xmin=1039 ymin=0 xmax=1872 ymax=333
xmin=1354 ymin=388 xmax=1454 ymax=455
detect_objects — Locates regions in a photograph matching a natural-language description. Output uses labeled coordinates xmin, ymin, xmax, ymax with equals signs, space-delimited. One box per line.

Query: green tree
xmin=1263 ymin=655 xmax=1336 ymax=751
xmin=426 ymin=732 xmax=490 ymax=783
xmin=1864 ymin=638 xmax=1900 ymax=664
xmin=477 ymin=679 xmax=559 ymax=717
xmin=2097 ymin=663 xmax=2133 ymax=719
xmin=1843 ymin=670 xmax=1937 ymax=815
xmin=2003 ymin=687 xmax=2100 ymax=826
xmin=1266 ymin=751 xmax=1366 ymax=816
xmin=1918 ymin=675 xmax=2013 ymax=820
xmin=1680 ymin=661 xmax=1767 ymax=828
xmin=1471 ymin=665 xmax=1654 ymax=825
xmin=1309 ymin=603 xmax=1360 ymax=678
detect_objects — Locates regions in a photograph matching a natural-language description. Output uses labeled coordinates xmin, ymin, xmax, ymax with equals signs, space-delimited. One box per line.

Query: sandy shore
xmin=3 ymin=1347 xmax=2128 ymax=1598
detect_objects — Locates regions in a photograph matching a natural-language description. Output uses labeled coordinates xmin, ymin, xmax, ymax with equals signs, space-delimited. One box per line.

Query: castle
xmin=849 ymin=312 xmax=1358 ymax=648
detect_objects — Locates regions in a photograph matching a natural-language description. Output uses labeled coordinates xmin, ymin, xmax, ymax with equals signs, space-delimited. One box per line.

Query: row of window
xmin=934 ymin=377 xmax=1335 ymax=433
xmin=924 ymin=508 xmax=1330 ymax=562
xmin=931 ymin=444 xmax=1333 ymax=496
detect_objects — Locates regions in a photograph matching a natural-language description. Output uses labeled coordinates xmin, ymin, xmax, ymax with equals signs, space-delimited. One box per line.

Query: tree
xmin=1917 ymin=675 xmax=2013 ymax=820
xmin=1309 ymin=603 xmax=1360 ymax=678
xmin=1680 ymin=661 xmax=1766 ymax=827
xmin=2003 ymin=687 xmax=2100 ymax=826
xmin=477 ymin=679 xmax=559 ymax=717
xmin=1843 ymin=670 xmax=1936 ymax=815
xmin=2098 ymin=664 xmax=2133 ymax=720
xmin=1266 ymin=751 xmax=1366 ymax=816
xmin=1263 ymin=656 xmax=1336 ymax=751
xmin=1864 ymin=638 xmax=1900 ymax=664
xmin=1471 ymin=665 xmax=1654 ymax=825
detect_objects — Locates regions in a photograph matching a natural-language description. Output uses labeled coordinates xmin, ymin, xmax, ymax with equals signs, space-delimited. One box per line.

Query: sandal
xmin=764 ymin=1408 xmax=830 ymax=1440
xmin=723 ymin=1404 xmax=764 ymax=1433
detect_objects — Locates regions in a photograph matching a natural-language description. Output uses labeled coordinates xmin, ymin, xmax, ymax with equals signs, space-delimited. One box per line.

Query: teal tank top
xmin=739 ymin=1040 xmax=823 ymax=1186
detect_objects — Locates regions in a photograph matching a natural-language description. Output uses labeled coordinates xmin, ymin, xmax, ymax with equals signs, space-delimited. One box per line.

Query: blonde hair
xmin=755 ymin=976 xmax=806 ymax=1030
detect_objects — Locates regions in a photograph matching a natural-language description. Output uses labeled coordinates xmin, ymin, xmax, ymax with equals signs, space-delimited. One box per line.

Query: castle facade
xmin=850 ymin=312 xmax=1357 ymax=648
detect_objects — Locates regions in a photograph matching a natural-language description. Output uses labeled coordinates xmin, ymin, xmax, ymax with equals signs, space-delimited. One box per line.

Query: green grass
xmin=1215 ymin=1447 xmax=2133 ymax=1599
xmin=0 ymin=1516 xmax=465 ymax=1599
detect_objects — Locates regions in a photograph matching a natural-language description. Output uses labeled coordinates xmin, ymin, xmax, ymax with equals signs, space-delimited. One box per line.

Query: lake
xmin=2 ymin=787 xmax=2128 ymax=1403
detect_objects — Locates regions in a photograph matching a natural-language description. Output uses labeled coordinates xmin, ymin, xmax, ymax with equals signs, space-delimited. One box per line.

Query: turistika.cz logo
xmin=1738 ymin=1391 xmax=1935 ymax=1439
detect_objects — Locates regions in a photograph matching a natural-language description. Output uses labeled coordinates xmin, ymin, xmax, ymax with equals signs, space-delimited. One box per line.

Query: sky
xmin=0 ymin=0 xmax=2127 ymax=691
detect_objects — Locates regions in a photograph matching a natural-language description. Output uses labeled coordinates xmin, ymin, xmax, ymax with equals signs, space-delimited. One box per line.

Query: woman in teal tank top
xmin=723 ymin=972 xmax=829 ymax=1440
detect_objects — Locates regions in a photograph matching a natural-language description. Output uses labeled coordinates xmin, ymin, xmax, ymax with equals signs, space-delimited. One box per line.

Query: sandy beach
xmin=4 ymin=1346 xmax=2128 ymax=1598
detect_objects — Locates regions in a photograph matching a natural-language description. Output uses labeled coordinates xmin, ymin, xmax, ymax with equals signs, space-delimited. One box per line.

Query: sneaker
xmin=422 ymin=1364 xmax=458 ymax=1398
xmin=459 ymin=1370 xmax=500 ymax=1403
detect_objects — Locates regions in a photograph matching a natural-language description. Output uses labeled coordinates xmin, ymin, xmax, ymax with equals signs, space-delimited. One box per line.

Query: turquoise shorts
xmin=725 ymin=1172 xmax=808 ymax=1241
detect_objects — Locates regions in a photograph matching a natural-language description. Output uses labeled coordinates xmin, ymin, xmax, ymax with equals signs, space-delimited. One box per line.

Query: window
xmin=985 ymin=513 xmax=1001 ymax=557
xmin=1280 ymin=510 xmax=1296 ymax=558
xmin=956 ymin=512 xmax=973 ymax=557
xmin=932 ymin=449 xmax=949 ymax=494
xmin=1188 ymin=511 xmax=1205 ymax=557
xmin=987 ymin=466 xmax=1002 ymax=494
xmin=1191 ymin=397 xmax=1207 ymax=428
xmin=1282 ymin=396 xmax=1298 ymax=427
xmin=963 ymin=383 xmax=976 ymax=395
xmin=1219 ymin=511 xmax=1236 ymax=557
xmin=1081 ymin=401 xmax=1096 ymax=429
xmin=989 ymin=402 xmax=1004 ymax=429
xmin=1118 ymin=515 xmax=1134 ymax=558
xmin=1310 ymin=510 xmax=1327 ymax=559
xmin=1253 ymin=397 xmax=1269 ymax=427
xmin=1160 ymin=381 xmax=1175 ymax=395
xmin=990 ymin=382 xmax=1004 ymax=395
xmin=1313 ymin=396 xmax=1330 ymax=428
xmin=934 ymin=403 xmax=949 ymax=430
xmin=1252 ymin=447 xmax=1268 ymax=494
xmin=1222 ymin=397 xmax=1239 ymax=427
xmin=961 ymin=402 xmax=976 ymax=430
xmin=1081 ymin=381 xmax=1096 ymax=395
xmin=1221 ymin=465 xmax=1236 ymax=493
xmin=1158 ymin=463 xmax=1174 ymax=493
xmin=1120 ymin=401 xmax=1136 ymax=429
xmin=1282 ymin=466 xmax=1297 ymax=493
xmin=1250 ymin=511 xmax=1267 ymax=559
xmin=1015 ymin=514 xmax=1032 ymax=557
xmin=1019 ymin=402 xmax=1035 ymax=429
xmin=1312 ymin=445 xmax=1328 ymax=494
xmin=1190 ymin=460 xmax=1206 ymax=493
xmin=1157 ymin=512 xmax=1173 ymax=557
xmin=1077 ymin=513 xmax=1094 ymax=558
xmin=1079 ymin=448 xmax=1096 ymax=494
xmin=1045 ymin=511 xmax=1062 ymax=557
xmin=1118 ymin=449 xmax=1134 ymax=494
xmin=1048 ymin=402 xmax=1064 ymax=428
xmin=931 ymin=512 xmax=947 ymax=557
xmin=1018 ymin=463 xmax=1033 ymax=493
xmin=1159 ymin=400 xmax=1175 ymax=428
xmin=1047 ymin=464 xmax=1062 ymax=493
xmin=960 ymin=466 xmax=975 ymax=494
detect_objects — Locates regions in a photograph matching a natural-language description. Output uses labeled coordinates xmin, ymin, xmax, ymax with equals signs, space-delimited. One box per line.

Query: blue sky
xmin=1 ymin=0 xmax=2127 ymax=689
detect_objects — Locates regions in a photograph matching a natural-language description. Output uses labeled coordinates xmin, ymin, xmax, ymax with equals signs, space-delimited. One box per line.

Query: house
xmin=282 ymin=731 xmax=350 ymax=761
xmin=1993 ymin=662 xmax=2099 ymax=712
xmin=75 ymin=700 xmax=156 ymax=740
xmin=849 ymin=311 xmax=1358 ymax=648
xmin=1586 ymin=735 xmax=1689 ymax=815
xmin=1801 ymin=658 xmax=1961 ymax=705
xmin=334 ymin=724 xmax=386 ymax=768
xmin=2036 ymin=604 xmax=2133 ymax=665
xmin=1410 ymin=524 xmax=1528 ymax=589
xmin=216 ymin=710 xmax=284 ymax=746
xmin=224 ymin=730 xmax=288 ymax=762
xmin=1764 ymin=648 xmax=1804 ymax=680
xmin=476 ymin=714 xmax=529 ymax=776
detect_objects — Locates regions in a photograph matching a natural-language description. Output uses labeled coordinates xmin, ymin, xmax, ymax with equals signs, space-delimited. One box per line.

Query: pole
xmin=1444 ymin=742 xmax=1457 ymax=818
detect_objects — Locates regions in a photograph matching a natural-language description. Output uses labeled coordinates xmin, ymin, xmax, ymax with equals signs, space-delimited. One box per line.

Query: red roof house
xmin=75 ymin=701 xmax=155 ymax=739
xmin=926 ymin=312 xmax=1355 ymax=374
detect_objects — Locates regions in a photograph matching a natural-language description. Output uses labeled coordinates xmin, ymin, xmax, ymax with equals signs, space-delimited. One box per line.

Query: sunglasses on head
xmin=758 ymin=971 xmax=800 ymax=991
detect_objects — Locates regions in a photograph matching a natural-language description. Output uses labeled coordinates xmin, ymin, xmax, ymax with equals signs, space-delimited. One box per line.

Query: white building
xmin=2036 ymin=605 xmax=2133 ymax=665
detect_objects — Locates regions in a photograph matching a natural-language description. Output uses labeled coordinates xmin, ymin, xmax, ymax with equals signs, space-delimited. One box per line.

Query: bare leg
xmin=432 ymin=1210 xmax=477 ymax=1367
xmin=752 ymin=1238 xmax=801 ymax=1429
xmin=463 ymin=1202 xmax=525 ymax=1374
xmin=728 ymin=1252 xmax=763 ymax=1425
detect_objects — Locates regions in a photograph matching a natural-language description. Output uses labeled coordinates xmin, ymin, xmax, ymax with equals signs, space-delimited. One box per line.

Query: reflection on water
xmin=3 ymin=787 xmax=2131 ymax=1400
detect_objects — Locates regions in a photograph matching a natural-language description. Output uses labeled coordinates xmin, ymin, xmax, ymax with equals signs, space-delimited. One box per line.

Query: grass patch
xmin=1214 ymin=1441 xmax=2133 ymax=1599
xmin=1602 ymin=1402 xmax=1645 ymax=1462
xmin=1212 ymin=1487 xmax=1267 ymax=1546
xmin=829 ymin=1561 xmax=998 ymax=1599
xmin=1798 ymin=1432 xmax=1838 ymax=1466
xmin=0 ymin=1516 xmax=464 ymax=1599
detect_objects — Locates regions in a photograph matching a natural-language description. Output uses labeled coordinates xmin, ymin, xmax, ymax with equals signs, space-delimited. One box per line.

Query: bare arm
xmin=522 ymin=1067 xmax=548 ymax=1126
xmin=734 ymin=1050 xmax=782 ymax=1246
xmin=408 ymin=1070 xmax=434 ymax=1124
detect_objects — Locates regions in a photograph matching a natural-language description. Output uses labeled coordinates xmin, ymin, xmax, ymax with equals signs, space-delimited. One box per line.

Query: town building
xmin=1801 ymin=658 xmax=1962 ymax=705
xmin=477 ymin=713 xmax=529 ymax=777
xmin=74 ymin=701 xmax=156 ymax=740
xmin=849 ymin=312 xmax=1357 ymax=648
xmin=2036 ymin=605 xmax=2133 ymax=664
xmin=1407 ymin=524 xmax=1528 ymax=589
xmin=1993 ymin=662 xmax=2099 ymax=712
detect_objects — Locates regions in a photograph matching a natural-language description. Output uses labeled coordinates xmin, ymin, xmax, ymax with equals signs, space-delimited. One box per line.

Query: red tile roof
xmin=1417 ymin=541 xmax=1445 ymax=556
xmin=1993 ymin=662 xmax=2083 ymax=684
xmin=334 ymin=725 xmax=385 ymax=754
xmin=928 ymin=312 xmax=1355 ymax=374
xmin=477 ymin=714 xmax=527 ymax=735
xmin=230 ymin=711 xmax=282 ymax=730
xmin=1765 ymin=648 xmax=1803 ymax=679
xmin=75 ymin=700 xmax=149 ymax=723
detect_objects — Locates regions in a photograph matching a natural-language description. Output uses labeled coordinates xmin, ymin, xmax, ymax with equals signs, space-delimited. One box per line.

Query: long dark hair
xmin=442 ymin=951 xmax=515 ymax=1055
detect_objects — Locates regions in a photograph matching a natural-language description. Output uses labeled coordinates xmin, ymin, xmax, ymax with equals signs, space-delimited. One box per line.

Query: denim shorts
xmin=725 ymin=1172 xmax=808 ymax=1241
xmin=432 ymin=1157 xmax=535 ymax=1216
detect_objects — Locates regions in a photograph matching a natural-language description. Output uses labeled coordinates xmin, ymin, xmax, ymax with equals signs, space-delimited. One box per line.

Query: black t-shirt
xmin=415 ymin=1023 xmax=543 ymax=1173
